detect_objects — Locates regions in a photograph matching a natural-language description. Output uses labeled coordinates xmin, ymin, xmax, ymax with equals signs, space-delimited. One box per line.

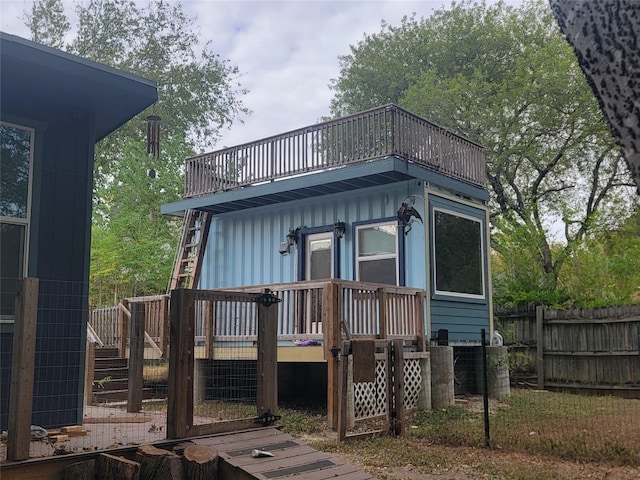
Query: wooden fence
xmin=495 ymin=304 xmax=640 ymax=396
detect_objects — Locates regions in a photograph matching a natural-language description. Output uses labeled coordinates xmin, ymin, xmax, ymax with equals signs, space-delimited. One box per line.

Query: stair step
xmin=92 ymin=388 xmax=154 ymax=403
xmin=94 ymin=366 xmax=129 ymax=381
xmin=94 ymin=347 xmax=120 ymax=358
xmin=92 ymin=378 xmax=128 ymax=392
xmin=95 ymin=357 xmax=128 ymax=369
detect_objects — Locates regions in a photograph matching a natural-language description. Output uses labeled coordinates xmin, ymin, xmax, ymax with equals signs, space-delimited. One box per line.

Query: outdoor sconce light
xmin=279 ymin=228 xmax=298 ymax=256
xmin=333 ymin=221 xmax=346 ymax=238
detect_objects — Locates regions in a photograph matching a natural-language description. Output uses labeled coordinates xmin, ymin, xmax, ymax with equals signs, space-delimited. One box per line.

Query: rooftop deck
xmin=185 ymin=104 xmax=485 ymax=198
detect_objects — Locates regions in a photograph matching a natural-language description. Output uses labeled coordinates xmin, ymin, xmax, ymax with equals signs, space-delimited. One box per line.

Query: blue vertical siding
xmin=199 ymin=180 xmax=426 ymax=289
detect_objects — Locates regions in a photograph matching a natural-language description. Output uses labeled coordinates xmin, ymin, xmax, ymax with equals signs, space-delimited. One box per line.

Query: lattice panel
xmin=354 ymin=359 xmax=387 ymax=419
xmin=403 ymin=358 xmax=422 ymax=410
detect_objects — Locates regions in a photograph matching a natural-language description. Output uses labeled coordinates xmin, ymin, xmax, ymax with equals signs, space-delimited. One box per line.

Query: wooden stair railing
xmin=168 ymin=209 xmax=212 ymax=291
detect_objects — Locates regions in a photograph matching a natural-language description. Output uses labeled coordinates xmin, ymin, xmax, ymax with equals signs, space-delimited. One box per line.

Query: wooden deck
xmin=195 ymin=427 xmax=375 ymax=480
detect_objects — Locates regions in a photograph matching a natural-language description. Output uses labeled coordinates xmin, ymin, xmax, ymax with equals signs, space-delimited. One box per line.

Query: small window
xmin=1 ymin=122 xmax=33 ymax=322
xmin=355 ymin=221 xmax=399 ymax=285
xmin=432 ymin=208 xmax=485 ymax=298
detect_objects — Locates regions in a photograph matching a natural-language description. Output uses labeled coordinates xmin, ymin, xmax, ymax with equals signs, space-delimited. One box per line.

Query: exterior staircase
xmin=91 ymin=347 xmax=152 ymax=403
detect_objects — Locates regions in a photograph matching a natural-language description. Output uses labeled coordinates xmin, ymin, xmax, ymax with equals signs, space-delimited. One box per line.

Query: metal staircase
xmin=168 ymin=209 xmax=212 ymax=292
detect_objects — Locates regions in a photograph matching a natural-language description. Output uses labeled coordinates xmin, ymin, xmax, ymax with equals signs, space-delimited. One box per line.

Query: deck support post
xmin=7 ymin=277 xmax=39 ymax=461
xmin=324 ymin=282 xmax=340 ymax=429
xmin=167 ymin=288 xmax=195 ymax=439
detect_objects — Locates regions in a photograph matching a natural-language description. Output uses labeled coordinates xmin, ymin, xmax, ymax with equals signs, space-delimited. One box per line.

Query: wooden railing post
xmin=159 ymin=295 xmax=169 ymax=357
xmin=118 ymin=299 xmax=130 ymax=357
xmin=324 ymin=281 xmax=340 ymax=429
xmin=167 ymin=288 xmax=194 ymax=439
xmin=415 ymin=292 xmax=425 ymax=351
xmin=7 ymin=277 xmax=39 ymax=461
xmin=127 ymin=301 xmax=145 ymax=413
xmin=378 ymin=288 xmax=387 ymax=340
xmin=256 ymin=290 xmax=279 ymax=417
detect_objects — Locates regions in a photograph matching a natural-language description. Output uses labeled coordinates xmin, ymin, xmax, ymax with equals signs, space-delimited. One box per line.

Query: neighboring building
xmin=0 ymin=32 xmax=157 ymax=429
xmin=162 ymin=105 xmax=493 ymax=347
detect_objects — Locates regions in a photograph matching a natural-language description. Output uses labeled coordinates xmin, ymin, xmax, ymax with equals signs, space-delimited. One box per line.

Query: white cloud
xmin=0 ymin=0 xmax=505 ymax=152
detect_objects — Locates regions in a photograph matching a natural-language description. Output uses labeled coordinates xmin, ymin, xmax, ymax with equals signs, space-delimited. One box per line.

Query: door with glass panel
xmin=302 ymin=232 xmax=334 ymax=334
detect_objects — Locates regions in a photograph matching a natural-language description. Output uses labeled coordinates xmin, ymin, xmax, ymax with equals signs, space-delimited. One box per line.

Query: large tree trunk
xmin=182 ymin=444 xmax=219 ymax=480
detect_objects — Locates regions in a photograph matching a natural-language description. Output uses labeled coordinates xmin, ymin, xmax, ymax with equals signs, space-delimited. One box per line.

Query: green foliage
xmin=90 ymin=137 xmax=188 ymax=303
xmin=330 ymin=0 xmax=635 ymax=305
xmin=26 ymin=0 xmax=248 ymax=304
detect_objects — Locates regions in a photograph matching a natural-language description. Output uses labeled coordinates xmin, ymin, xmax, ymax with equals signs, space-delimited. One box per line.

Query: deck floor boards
xmin=193 ymin=427 xmax=375 ymax=479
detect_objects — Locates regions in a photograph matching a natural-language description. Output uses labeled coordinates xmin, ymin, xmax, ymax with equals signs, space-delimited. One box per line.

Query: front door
xmin=301 ymin=232 xmax=334 ymax=334
xmin=304 ymin=232 xmax=334 ymax=280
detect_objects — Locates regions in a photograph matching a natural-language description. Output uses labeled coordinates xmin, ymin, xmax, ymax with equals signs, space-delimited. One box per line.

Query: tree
xmin=330 ymin=0 xmax=636 ymax=302
xmin=25 ymin=0 xmax=248 ymax=303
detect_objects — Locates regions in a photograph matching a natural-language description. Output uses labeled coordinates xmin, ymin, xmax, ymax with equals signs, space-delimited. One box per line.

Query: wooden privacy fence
xmin=495 ymin=304 xmax=640 ymax=396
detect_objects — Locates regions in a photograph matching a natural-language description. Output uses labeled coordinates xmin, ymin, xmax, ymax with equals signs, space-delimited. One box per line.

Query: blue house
xmin=0 ymin=32 xmax=157 ymax=430
xmin=162 ymin=105 xmax=493 ymax=351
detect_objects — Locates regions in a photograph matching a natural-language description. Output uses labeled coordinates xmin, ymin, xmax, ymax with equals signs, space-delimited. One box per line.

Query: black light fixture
xmin=333 ymin=221 xmax=346 ymax=238
xmin=279 ymin=228 xmax=298 ymax=256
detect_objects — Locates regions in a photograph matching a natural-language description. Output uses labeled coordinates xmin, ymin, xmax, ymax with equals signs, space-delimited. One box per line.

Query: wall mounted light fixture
xmin=279 ymin=228 xmax=299 ymax=256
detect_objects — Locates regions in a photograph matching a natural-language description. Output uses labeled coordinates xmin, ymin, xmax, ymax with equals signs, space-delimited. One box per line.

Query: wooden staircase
xmin=91 ymin=347 xmax=153 ymax=403
xmin=168 ymin=209 xmax=212 ymax=292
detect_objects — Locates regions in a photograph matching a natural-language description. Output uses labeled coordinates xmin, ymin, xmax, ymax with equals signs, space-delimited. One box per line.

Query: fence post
xmin=391 ymin=338 xmax=405 ymax=436
xmin=324 ymin=281 xmax=340 ymax=429
xmin=536 ymin=306 xmax=545 ymax=389
xmin=256 ymin=290 xmax=279 ymax=417
xmin=167 ymin=288 xmax=194 ymax=439
xmin=7 ymin=277 xmax=39 ymax=461
xmin=159 ymin=295 xmax=169 ymax=357
xmin=128 ymin=302 xmax=145 ymax=413
xmin=415 ymin=291 xmax=425 ymax=352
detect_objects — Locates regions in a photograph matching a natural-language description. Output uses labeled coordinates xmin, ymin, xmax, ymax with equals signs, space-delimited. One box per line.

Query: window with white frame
xmin=355 ymin=221 xmax=399 ymax=285
xmin=1 ymin=122 xmax=33 ymax=321
xmin=432 ymin=207 xmax=485 ymax=298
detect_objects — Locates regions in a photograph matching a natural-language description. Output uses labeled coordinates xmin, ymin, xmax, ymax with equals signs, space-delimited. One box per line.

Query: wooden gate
xmin=336 ymin=339 xmax=430 ymax=440
xmin=167 ymin=288 xmax=280 ymax=439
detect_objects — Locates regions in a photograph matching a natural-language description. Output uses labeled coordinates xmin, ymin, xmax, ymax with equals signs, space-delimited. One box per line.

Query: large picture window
xmin=1 ymin=122 xmax=33 ymax=321
xmin=432 ymin=207 xmax=485 ymax=298
xmin=355 ymin=221 xmax=399 ymax=285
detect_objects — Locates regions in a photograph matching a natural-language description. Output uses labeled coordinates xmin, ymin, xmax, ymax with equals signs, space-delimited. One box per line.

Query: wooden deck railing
xmin=222 ymin=280 xmax=426 ymax=346
xmin=184 ymin=104 xmax=485 ymax=197
xmin=92 ymin=280 xmax=426 ymax=358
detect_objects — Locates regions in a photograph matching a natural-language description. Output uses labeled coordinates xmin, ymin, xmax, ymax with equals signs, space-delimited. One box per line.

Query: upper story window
xmin=432 ymin=207 xmax=485 ymax=299
xmin=1 ymin=122 xmax=34 ymax=321
xmin=355 ymin=221 xmax=400 ymax=285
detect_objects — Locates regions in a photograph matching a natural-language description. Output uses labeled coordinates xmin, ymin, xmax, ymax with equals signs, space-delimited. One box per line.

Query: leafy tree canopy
xmin=330 ymin=0 xmax=637 ymax=304
xmin=25 ymin=0 xmax=248 ymax=303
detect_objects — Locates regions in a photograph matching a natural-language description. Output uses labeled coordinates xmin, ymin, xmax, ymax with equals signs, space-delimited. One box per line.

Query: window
xmin=1 ymin=122 xmax=33 ymax=321
xmin=355 ymin=221 xmax=399 ymax=285
xmin=305 ymin=232 xmax=333 ymax=280
xmin=432 ymin=207 xmax=485 ymax=298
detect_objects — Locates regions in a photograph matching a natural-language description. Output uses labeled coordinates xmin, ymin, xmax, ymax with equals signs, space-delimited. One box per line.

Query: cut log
xmin=137 ymin=444 xmax=184 ymax=480
xmin=63 ymin=459 xmax=95 ymax=480
xmin=182 ymin=444 xmax=219 ymax=480
xmin=172 ymin=441 xmax=195 ymax=456
xmin=97 ymin=453 xmax=140 ymax=480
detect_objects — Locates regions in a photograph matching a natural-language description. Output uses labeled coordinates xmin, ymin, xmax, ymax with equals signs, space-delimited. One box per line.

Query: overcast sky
xmin=1 ymin=0 xmax=495 ymax=152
